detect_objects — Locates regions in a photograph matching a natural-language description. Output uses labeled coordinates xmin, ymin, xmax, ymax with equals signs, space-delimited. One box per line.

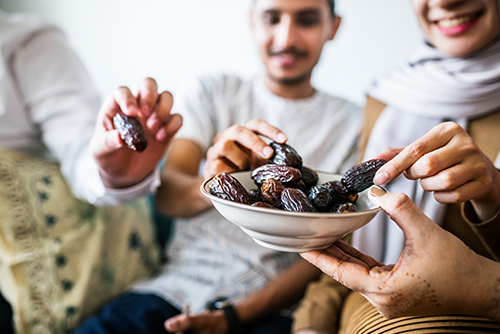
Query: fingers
xmin=368 ymin=188 xmax=436 ymax=244
xmin=374 ymin=122 xmax=459 ymax=185
xmin=136 ymin=77 xmax=159 ymax=118
xmin=244 ymin=118 xmax=288 ymax=145
xmin=217 ymin=120 xmax=286 ymax=160
xmin=164 ymin=314 xmax=190 ymax=332
xmin=300 ymin=246 xmax=377 ymax=291
xmin=147 ymin=90 xmax=174 ymax=133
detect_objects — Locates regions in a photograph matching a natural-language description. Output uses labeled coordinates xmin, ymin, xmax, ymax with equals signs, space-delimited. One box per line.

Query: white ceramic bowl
xmin=201 ymin=171 xmax=382 ymax=252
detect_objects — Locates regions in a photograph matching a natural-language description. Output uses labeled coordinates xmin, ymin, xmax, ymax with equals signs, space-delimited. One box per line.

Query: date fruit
xmin=341 ymin=159 xmax=387 ymax=194
xmin=251 ymin=202 xmax=276 ymax=209
xmin=210 ymin=172 xmax=251 ymax=204
xmin=269 ymin=142 xmax=303 ymax=169
xmin=113 ymin=113 xmax=148 ymax=152
xmin=332 ymin=202 xmax=357 ymax=213
xmin=308 ymin=183 xmax=333 ymax=212
xmin=301 ymin=166 xmax=319 ymax=189
xmin=251 ymin=164 xmax=302 ymax=186
xmin=281 ymin=188 xmax=316 ymax=212
xmin=261 ymin=179 xmax=286 ymax=207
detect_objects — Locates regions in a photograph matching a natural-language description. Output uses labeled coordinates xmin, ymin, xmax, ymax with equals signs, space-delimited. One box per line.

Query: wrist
xmin=207 ymin=298 xmax=243 ymax=334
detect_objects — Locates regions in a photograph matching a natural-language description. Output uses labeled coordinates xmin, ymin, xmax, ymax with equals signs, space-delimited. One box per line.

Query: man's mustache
xmin=268 ymin=47 xmax=307 ymax=58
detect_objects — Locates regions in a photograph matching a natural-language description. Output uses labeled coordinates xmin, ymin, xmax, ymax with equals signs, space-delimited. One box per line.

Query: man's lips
xmin=269 ymin=51 xmax=307 ymax=67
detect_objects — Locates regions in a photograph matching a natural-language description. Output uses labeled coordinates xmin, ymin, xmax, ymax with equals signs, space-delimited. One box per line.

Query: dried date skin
xmin=332 ymin=202 xmax=357 ymax=213
xmin=261 ymin=179 xmax=285 ymax=207
xmin=210 ymin=172 xmax=251 ymax=204
xmin=251 ymin=202 xmax=276 ymax=209
xmin=329 ymin=181 xmax=358 ymax=205
xmin=301 ymin=166 xmax=319 ymax=189
xmin=308 ymin=184 xmax=333 ymax=212
xmin=251 ymin=164 xmax=302 ymax=187
xmin=113 ymin=113 xmax=148 ymax=152
xmin=248 ymin=189 xmax=264 ymax=204
xmin=281 ymin=188 xmax=317 ymax=212
xmin=269 ymin=142 xmax=303 ymax=169
xmin=341 ymin=159 xmax=388 ymax=194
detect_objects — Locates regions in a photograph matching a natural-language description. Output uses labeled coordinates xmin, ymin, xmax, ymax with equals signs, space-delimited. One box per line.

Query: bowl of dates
xmin=201 ymin=162 xmax=385 ymax=252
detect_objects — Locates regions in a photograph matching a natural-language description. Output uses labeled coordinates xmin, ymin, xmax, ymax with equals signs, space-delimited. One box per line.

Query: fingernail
xmin=277 ymin=133 xmax=287 ymax=143
xmin=370 ymin=186 xmax=386 ymax=197
xmin=374 ymin=171 xmax=389 ymax=185
xmin=263 ymin=146 xmax=274 ymax=157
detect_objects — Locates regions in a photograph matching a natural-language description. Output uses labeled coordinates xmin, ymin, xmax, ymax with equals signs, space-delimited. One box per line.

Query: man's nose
xmin=273 ymin=17 xmax=298 ymax=49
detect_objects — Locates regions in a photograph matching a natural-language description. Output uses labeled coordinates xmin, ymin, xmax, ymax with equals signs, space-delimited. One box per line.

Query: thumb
xmin=368 ymin=187 xmax=435 ymax=243
xmin=90 ymin=130 xmax=123 ymax=158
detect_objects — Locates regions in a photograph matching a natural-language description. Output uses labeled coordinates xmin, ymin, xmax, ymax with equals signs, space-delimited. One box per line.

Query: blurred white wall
xmin=0 ymin=0 xmax=420 ymax=106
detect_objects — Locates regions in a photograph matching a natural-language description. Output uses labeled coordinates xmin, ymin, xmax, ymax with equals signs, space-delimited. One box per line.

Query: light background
xmin=0 ymin=0 xmax=420 ymax=106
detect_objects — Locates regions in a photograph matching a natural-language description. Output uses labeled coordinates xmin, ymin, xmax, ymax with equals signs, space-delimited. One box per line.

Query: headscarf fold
xmin=352 ymin=4 xmax=500 ymax=264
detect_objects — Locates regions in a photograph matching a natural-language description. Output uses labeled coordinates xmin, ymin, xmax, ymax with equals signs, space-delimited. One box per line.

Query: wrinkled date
xmin=281 ymin=188 xmax=317 ymax=212
xmin=341 ymin=159 xmax=387 ymax=194
xmin=261 ymin=179 xmax=286 ymax=207
xmin=113 ymin=113 xmax=148 ymax=152
xmin=269 ymin=142 xmax=303 ymax=169
xmin=308 ymin=183 xmax=333 ymax=212
xmin=210 ymin=172 xmax=251 ymax=204
xmin=329 ymin=181 xmax=358 ymax=204
xmin=301 ymin=166 xmax=319 ymax=189
xmin=251 ymin=164 xmax=302 ymax=186
xmin=333 ymin=202 xmax=357 ymax=213
xmin=251 ymin=202 xmax=276 ymax=209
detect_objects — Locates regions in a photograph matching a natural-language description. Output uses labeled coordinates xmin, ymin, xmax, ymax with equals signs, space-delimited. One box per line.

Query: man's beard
xmin=267 ymin=70 xmax=312 ymax=86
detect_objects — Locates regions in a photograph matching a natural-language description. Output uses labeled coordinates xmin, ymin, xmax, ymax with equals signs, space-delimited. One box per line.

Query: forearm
xmin=235 ymin=259 xmax=321 ymax=325
xmin=155 ymin=167 xmax=212 ymax=217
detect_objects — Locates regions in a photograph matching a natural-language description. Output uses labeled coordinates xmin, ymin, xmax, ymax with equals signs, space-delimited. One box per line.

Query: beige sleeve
xmin=292 ymin=273 xmax=351 ymax=333
xmin=462 ymin=201 xmax=500 ymax=261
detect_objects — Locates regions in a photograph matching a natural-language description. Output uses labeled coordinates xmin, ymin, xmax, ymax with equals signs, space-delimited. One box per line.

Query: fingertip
xmin=262 ymin=146 xmax=274 ymax=158
xmin=276 ymin=133 xmax=287 ymax=143
xmin=374 ymin=170 xmax=390 ymax=185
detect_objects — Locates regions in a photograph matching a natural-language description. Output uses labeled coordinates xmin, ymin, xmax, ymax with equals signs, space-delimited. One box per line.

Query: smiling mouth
xmin=435 ymin=12 xmax=482 ymax=29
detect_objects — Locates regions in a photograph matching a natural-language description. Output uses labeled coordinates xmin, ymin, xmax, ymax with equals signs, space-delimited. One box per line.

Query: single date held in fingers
xmin=113 ymin=112 xmax=148 ymax=152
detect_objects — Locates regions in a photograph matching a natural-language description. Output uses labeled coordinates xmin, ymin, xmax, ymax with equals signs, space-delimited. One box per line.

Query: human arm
xmin=155 ymin=118 xmax=287 ymax=217
xmin=301 ymin=187 xmax=500 ymax=321
xmin=373 ymin=121 xmax=500 ymax=221
xmin=164 ymin=258 xmax=321 ymax=334
xmin=15 ymin=26 xmax=181 ymax=204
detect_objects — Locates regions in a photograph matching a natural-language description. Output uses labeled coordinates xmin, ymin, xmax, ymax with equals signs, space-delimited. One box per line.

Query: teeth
xmin=438 ymin=15 xmax=476 ymax=28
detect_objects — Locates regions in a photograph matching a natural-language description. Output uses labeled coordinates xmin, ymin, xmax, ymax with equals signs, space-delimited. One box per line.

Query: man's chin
xmin=268 ymin=72 xmax=311 ymax=86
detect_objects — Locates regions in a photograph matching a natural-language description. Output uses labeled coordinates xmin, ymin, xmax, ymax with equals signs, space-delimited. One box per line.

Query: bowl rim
xmin=200 ymin=170 xmax=383 ymax=218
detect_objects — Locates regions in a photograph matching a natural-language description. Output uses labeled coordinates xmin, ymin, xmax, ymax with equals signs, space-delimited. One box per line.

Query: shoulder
xmin=0 ymin=10 xmax=63 ymax=49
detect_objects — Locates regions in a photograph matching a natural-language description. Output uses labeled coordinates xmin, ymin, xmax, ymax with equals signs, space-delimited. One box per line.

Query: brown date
xmin=341 ymin=159 xmax=387 ymax=194
xmin=261 ymin=179 xmax=286 ymax=207
xmin=113 ymin=113 xmax=148 ymax=152
xmin=281 ymin=188 xmax=317 ymax=212
xmin=301 ymin=166 xmax=319 ymax=189
xmin=248 ymin=188 xmax=264 ymax=204
xmin=210 ymin=172 xmax=251 ymax=204
xmin=308 ymin=183 xmax=333 ymax=212
xmin=251 ymin=202 xmax=276 ymax=209
xmin=251 ymin=164 xmax=302 ymax=187
xmin=328 ymin=181 xmax=358 ymax=204
xmin=332 ymin=202 xmax=357 ymax=213
xmin=269 ymin=142 xmax=303 ymax=169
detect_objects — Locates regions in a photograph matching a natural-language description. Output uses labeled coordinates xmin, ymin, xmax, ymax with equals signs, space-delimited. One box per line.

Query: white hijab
xmin=352 ymin=4 xmax=500 ymax=264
